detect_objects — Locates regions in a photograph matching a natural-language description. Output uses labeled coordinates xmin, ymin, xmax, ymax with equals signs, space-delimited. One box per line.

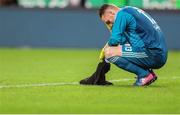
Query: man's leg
xmin=105 ymin=44 xmax=152 ymax=78
xmin=105 ymin=44 xmax=157 ymax=86
xmin=107 ymin=56 xmax=150 ymax=78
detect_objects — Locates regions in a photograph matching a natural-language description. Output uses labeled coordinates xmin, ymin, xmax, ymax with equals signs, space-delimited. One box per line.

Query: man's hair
xmin=98 ymin=4 xmax=116 ymax=18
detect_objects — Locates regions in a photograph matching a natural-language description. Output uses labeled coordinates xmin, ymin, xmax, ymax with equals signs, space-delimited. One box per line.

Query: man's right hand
xmin=104 ymin=45 xmax=122 ymax=59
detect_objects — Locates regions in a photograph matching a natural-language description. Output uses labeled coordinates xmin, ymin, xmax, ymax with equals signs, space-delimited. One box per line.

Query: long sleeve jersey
xmin=108 ymin=6 xmax=167 ymax=52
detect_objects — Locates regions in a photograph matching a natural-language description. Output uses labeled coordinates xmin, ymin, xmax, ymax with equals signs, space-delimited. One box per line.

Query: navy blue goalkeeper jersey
xmin=108 ymin=6 xmax=167 ymax=53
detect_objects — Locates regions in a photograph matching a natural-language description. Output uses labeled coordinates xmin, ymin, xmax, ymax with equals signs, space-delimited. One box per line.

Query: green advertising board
xmin=18 ymin=0 xmax=69 ymax=8
xmin=128 ymin=0 xmax=178 ymax=9
xmin=176 ymin=0 xmax=180 ymax=9
xmin=85 ymin=0 xmax=126 ymax=8
xmin=106 ymin=0 xmax=126 ymax=7
xmin=18 ymin=0 xmax=180 ymax=9
xmin=85 ymin=0 xmax=105 ymax=8
xmin=128 ymin=0 xmax=143 ymax=8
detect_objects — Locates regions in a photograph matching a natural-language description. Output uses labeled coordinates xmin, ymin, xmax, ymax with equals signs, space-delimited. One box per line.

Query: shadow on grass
xmin=110 ymin=84 xmax=166 ymax=88
xmin=78 ymin=82 xmax=167 ymax=88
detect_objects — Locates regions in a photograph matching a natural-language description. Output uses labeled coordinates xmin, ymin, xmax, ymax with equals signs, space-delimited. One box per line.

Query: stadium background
xmin=0 ymin=0 xmax=180 ymax=114
xmin=0 ymin=0 xmax=180 ymax=49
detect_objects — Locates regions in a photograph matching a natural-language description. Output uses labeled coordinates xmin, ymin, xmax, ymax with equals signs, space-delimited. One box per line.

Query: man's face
xmin=101 ymin=9 xmax=116 ymax=29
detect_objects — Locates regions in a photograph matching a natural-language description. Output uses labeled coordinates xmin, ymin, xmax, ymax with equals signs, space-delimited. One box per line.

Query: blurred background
xmin=0 ymin=0 xmax=180 ymax=49
xmin=0 ymin=0 xmax=179 ymax=9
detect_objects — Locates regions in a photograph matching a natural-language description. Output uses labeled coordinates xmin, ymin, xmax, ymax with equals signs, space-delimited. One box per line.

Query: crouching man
xmin=100 ymin=4 xmax=168 ymax=86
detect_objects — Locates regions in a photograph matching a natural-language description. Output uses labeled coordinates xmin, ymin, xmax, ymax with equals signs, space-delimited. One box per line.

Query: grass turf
xmin=0 ymin=48 xmax=180 ymax=114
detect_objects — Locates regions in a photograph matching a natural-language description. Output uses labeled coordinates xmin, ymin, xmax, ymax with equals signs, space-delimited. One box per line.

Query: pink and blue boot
xmin=134 ymin=73 xmax=158 ymax=86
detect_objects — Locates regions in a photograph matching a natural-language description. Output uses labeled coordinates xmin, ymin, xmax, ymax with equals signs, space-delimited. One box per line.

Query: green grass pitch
xmin=0 ymin=48 xmax=180 ymax=114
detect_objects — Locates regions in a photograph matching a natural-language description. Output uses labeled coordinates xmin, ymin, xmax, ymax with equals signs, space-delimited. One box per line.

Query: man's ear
xmin=110 ymin=9 xmax=116 ymax=15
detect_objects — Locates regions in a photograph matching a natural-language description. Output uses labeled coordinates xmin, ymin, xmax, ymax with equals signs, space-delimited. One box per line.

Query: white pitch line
xmin=0 ymin=79 xmax=133 ymax=89
xmin=0 ymin=79 xmax=134 ymax=89
xmin=0 ymin=76 xmax=179 ymax=89
xmin=0 ymin=82 xmax=79 ymax=89
xmin=110 ymin=78 xmax=134 ymax=82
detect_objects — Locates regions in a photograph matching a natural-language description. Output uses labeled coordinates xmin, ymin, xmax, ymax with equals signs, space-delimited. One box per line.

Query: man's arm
xmin=108 ymin=11 xmax=133 ymax=46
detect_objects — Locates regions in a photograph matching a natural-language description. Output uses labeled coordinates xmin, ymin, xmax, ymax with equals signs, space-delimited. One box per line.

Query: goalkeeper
xmin=98 ymin=4 xmax=168 ymax=86
xmin=80 ymin=4 xmax=167 ymax=86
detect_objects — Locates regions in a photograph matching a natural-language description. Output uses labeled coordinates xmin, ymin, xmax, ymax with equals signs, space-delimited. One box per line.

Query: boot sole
xmin=144 ymin=76 xmax=158 ymax=86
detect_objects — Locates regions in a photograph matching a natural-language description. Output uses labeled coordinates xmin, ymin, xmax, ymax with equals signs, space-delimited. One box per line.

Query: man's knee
xmin=106 ymin=56 xmax=120 ymax=63
xmin=104 ymin=45 xmax=122 ymax=59
xmin=106 ymin=56 xmax=131 ymax=71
